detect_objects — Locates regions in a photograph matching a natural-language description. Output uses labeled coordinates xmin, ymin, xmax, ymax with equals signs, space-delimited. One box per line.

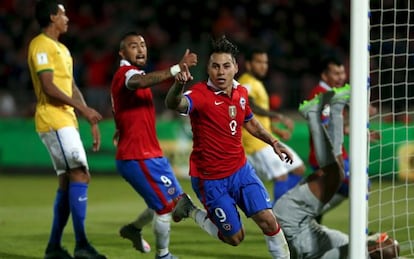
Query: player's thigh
xmin=191 ymin=177 xmax=243 ymax=237
xmin=116 ymin=157 xmax=183 ymax=211
xmin=39 ymin=126 xmax=88 ymax=175
xmin=232 ymin=162 xmax=272 ymax=217
xmin=248 ymin=145 xmax=288 ymax=181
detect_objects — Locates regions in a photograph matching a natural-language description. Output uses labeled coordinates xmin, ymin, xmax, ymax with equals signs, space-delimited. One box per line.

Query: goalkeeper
xmin=273 ymin=88 xmax=397 ymax=259
xmin=273 ymin=87 xmax=349 ymax=258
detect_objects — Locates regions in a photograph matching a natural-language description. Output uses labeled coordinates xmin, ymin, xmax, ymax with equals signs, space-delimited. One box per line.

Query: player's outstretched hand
xmin=179 ymin=49 xmax=197 ymax=69
xmin=91 ymin=123 xmax=101 ymax=152
xmin=175 ymin=63 xmax=193 ymax=84
xmin=81 ymin=106 xmax=102 ymax=125
xmin=272 ymin=141 xmax=293 ymax=164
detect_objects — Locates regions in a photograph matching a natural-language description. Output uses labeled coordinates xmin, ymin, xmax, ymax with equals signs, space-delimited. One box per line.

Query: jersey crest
xmin=229 ymin=105 xmax=237 ymax=118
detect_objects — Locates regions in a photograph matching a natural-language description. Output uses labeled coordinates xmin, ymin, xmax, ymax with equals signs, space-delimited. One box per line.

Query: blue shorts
xmin=191 ymin=162 xmax=272 ymax=236
xmin=116 ymin=157 xmax=183 ymax=213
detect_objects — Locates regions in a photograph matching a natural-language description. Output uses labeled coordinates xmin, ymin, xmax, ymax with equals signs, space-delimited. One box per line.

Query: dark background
xmin=0 ymin=0 xmax=412 ymax=119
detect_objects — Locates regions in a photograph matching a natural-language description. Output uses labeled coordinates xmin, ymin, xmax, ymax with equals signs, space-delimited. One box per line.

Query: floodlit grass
xmin=0 ymin=174 xmax=412 ymax=258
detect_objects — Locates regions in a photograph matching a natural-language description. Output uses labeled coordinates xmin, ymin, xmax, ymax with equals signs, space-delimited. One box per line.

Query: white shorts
xmin=247 ymin=142 xmax=304 ymax=181
xmin=39 ymin=126 xmax=88 ymax=175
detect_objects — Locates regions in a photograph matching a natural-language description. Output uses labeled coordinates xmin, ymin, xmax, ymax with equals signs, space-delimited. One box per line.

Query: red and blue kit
xmin=184 ymin=79 xmax=253 ymax=180
xmin=111 ymin=60 xmax=182 ymax=212
xmin=111 ymin=60 xmax=163 ymax=160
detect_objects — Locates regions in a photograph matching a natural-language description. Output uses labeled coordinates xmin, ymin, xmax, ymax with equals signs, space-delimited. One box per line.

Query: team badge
xmin=168 ymin=187 xmax=176 ymax=195
xmin=222 ymin=223 xmax=232 ymax=232
xmin=240 ymin=97 xmax=246 ymax=110
xmin=36 ymin=53 xmax=48 ymax=65
xmin=228 ymin=105 xmax=237 ymax=118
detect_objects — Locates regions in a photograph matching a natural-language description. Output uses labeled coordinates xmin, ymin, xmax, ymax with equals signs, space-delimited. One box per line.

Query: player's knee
xmin=223 ymin=231 xmax=244 ymax=246
xmin=69 ymin=167 xmax=90 ymax=183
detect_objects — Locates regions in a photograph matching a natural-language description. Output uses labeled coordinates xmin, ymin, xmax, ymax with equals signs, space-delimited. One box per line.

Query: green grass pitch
xmin=0 ymin=174 xmax=412 ymax=258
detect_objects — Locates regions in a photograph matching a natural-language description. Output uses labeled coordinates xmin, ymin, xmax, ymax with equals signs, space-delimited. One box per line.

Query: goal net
xmin=368 ymin=0 xmax=414 ymax=257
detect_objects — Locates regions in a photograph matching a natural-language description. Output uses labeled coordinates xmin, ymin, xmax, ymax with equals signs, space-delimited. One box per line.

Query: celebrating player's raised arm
xmin=125 ymin=47 xmax=197 ymax=90
xmin=165 ymin=63 xmax=192 ymax=113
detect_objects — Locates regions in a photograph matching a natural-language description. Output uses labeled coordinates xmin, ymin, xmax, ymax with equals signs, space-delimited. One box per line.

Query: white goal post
xmin=350 ymin=0 xmax=414 ymax=258
xmin=349 ymin=0 xmax=369 ymax=258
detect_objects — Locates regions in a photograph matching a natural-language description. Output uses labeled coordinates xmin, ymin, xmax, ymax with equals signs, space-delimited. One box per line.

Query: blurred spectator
xmin=2 ymin=0 xmax=386 ymax=115
xmin=81 ymin=39 xmax=115 ymax=118
xmin=0 ymin=90 xmax=16 ymax=117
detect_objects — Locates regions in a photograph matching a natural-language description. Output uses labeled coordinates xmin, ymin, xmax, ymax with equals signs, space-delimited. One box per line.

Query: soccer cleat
xmin=330 ymin=83 xmax=351 ymax=105
xmin=298 ymin=91 xmax=334 ymax=119
xmin=172 ymin=193 xmax=196 ymax=222
xmin=155 ymin=252 xmax=179 ymax=259
xmin=74 ymin=243 xmax=107 ymax=259
xmin=119 ymin=224 xmax=151 ymax=253
xmin=44 ymin=246 xmax=73 ymax=259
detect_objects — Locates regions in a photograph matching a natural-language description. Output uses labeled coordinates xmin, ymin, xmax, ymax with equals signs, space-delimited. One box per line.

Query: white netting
xmin=368 ymin=0 xmax=414 ymax=257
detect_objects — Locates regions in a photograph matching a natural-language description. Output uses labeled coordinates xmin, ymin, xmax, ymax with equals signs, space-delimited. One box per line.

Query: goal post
xmin=349 ymin=0 xmax=369 ymax=258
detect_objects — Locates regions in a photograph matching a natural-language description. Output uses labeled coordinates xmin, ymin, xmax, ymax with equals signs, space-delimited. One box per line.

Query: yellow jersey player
xmin=27 ymin=1 xmax=106 ymax=258
xmin=238 ymin=46 xmax=305 ymax=203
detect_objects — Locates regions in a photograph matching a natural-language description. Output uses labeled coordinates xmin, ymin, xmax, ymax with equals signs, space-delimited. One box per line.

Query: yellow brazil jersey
xmin=238 ymin=72 xmax=277 ymax=154
xmin=27 ymin=33 xmax=77 ymax=132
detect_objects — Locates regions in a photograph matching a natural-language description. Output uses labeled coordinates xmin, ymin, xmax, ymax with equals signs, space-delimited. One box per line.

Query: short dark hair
xmin=244 ymin=45 xmax=267 ymax=62
xmin=119 ymin=31 xmax=140 ymax=50
xmin=210 ymin=35 xmax=239 ymax=60
xmin=35 ymin=0 xmax=60 ymax=28
xmin=319 ymin=55 xmax=343 ymax=74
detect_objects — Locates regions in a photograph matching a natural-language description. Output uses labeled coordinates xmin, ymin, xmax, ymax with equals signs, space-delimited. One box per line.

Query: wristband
xmin=170 ymin=64 xmax=181 ymax=76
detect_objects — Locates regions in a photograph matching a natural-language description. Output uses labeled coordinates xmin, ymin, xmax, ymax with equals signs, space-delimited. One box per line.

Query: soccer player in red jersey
xmin=165 ymin=36 xmax=292 ymax=259
xmin=110 ymin=31 xmax=197 ymax=259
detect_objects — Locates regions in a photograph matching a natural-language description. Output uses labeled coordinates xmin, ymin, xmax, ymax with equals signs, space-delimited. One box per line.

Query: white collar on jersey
xmin=319 ymin=80 xmax=333 ymax=91
xmin=120 ymin=59 xmax=131 ymax=66
xmin=207 ymin=78 xmax=240 ymax=95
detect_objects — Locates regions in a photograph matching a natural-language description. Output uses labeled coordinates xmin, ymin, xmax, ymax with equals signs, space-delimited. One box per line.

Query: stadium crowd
xmin=0 ymin=0 xmax=351 ymax=117
xmin=1 ymin=0 xmax=412 ymax=120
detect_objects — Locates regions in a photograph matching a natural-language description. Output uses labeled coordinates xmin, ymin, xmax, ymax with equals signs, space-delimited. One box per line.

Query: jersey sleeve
xmin=29 ymin=41 xmax=54 ymax=73
xmin=183 ymin=87 xmax=201 ymax=115
xmin=242 ymin=87 xmax=254 ymax=122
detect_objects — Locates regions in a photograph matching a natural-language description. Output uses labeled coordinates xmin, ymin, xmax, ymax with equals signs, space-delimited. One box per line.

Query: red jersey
xmin=308 ymin=81 xmax=348 ymax=167
xmin=111 ymin=60 xmax=163 ymax=160
xmin=184 ymin=79 xmax=253 ymax=180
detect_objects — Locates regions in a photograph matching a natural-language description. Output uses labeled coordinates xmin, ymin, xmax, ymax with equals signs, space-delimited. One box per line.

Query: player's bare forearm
xmin=165 ymin=81 xmax=187 ymax=112
xmin=71 ymin=83 xmax=102 ymax=124
xmin=245 ymin=118 xmax=276 ymax=145
xmin=249 ymin=97 xmax=280 ymax=118
xmin=72 ymin=84 xmax=87 ymax=106
xmin=166 ymin=64 xmax=192 ymax=112
xmin=128 ymin=69 xmax=173 ymax=89
xmin=39 ymin=72 xmax=85 ymax=110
